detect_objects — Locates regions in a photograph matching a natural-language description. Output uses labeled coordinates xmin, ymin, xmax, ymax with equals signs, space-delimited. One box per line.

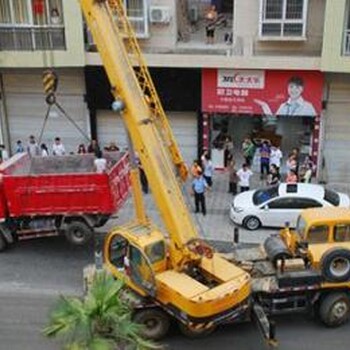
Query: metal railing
xmin=0 ymin=26 xmax=66 ymax=51
xmin=343 ymin=29 xmax=350 ymax=56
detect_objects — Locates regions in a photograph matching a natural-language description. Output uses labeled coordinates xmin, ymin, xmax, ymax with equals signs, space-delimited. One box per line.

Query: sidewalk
xmin=100 ymin=168 xmax=277 ymax=246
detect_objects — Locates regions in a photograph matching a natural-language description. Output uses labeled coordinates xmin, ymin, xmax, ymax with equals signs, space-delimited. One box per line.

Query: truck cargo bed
xmin=0 ymin=152 xmax=130 ymax=217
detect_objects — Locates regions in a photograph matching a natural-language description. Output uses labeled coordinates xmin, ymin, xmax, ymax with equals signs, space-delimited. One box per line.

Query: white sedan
xmin=230 ymin=183 xmax=350 ymax=230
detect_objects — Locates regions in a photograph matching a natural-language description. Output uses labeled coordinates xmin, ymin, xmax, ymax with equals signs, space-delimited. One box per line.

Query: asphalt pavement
xmin=0 ymin=169 xmax=349 ymax=349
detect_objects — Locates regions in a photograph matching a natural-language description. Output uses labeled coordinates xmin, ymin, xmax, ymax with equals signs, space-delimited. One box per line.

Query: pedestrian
xmin=15 ymin=140 xmax=25 ymax=153
xmin=205 ymin=5 xmax=218 ymax=44
xmin=191 ymin=170 xmax=208 ymax=216
xmin=228 ymin=159 xmax=238 ymax=195
xmin=94 ymin=150 xmax=107 ymax=174
xmin=237 ymin=163 xmax=253 ymax=192
xmin=106 ymin=141 xmax=119 ymax=152
xmin=27 ymin=135 xmax=40 ymax=157
xmin=203 ymin=154 xmax=214 ymax=188
xmin=0 ymin=144 xmax=9 ymax=162
xmin=286 ymin=153 xmax=297 ymax=173
xmin=259 ymin=141 xmax=271 ymax=180
xmin=286 ymin=169 xmax=298 ymax=183
xmin=267 ymin=164 xmax=281 ymax=186
xmin=223 ymin=136 xmax=234 ymax=168
xmin=270 ymin=144 xmax=283 ymax=171
xmin=88 ymin=139 xmax=100 ymax=155
xmin=301 ymin=163 xmax=313 ymax=183
xmin=52 ymin=137 xmax=66 ymax=156
xmin=40 ymin=143 xmax=49 ymax=157
xmin=191 ymin=160 xmax=202 ymax=178
xmin=200 ymin=148 xmax=209 ymax=168
xmin=242 ymin=137 xmax=256 ymax=166
xmin=291 ymin=147 xmax=300 ymax=175
xmin=77 ymin=144 xmax=86 ymax=154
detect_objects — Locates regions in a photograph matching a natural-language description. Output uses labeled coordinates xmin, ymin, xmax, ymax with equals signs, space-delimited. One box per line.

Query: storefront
xmin=201 ymin=68 xmax=324 ymax=173
xmin=85 ymin=67 xmax=201 ymax=165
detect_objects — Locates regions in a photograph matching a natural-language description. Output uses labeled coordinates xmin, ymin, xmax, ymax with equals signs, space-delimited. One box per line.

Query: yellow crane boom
xmin=81 ymin=0 xmax=198 ymax=267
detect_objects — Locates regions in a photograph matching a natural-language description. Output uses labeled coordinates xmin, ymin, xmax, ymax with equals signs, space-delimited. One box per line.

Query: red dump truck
xmin=0 ymin=151 xmax=130 ymax=251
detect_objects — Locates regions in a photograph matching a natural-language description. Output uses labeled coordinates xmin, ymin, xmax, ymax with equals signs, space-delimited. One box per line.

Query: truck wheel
xmin=0 ymin=234 xmax=7 ymax=252
xmin=319 ymin=293 xmax=350 ymax=327
xmin=243 ymin=216 xmax=261 ymax=231
xmin=178 ymin=322 xmax=216 ymax=338
xmin=321 ymin=249 xmax=350 ymax=282
xmin=133 ymin=308 xmax=170 ymax=340
xmin=65 ymin=221 xmax=93 ymax=246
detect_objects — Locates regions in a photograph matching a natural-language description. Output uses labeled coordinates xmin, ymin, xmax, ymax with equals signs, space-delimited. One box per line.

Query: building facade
xmin=0 ymin=0 xmax=350 ymax=184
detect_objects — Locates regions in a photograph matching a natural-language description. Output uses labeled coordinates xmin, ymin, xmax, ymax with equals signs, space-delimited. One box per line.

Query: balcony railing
xmin=0 ymin=26 xmax=66 ymax=51
xmin=343 ymin=29 xmax=350 ymax=56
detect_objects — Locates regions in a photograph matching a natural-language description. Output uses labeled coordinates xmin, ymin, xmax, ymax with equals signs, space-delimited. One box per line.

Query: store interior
xmin=210 ymin=114 xmax=315 ymax=173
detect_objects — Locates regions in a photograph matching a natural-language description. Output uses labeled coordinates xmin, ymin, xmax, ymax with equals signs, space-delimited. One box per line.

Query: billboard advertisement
xmin=202 ymin=69 xmax=324 ymax=116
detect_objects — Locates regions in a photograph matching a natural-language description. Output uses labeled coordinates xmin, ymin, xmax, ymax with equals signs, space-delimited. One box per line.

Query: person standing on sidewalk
xmin=191 ymin=171 xmax=208 ymax=216
xmin=259 ymin=141 xmax=271 ymax=180
xmin=228 ymin=159 xmax=238 ymax=195
xmin=237 ymin=163 xmax=253 ymax=192
xmin=203 ymin=154 xmax=214 ymax=188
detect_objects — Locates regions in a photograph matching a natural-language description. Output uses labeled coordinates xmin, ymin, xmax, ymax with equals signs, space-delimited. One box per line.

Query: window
xmin=145 ymin=241 xmax=165 ymax=264
xmin=0 ymin=0 xmax=65 ymax=51
xmin=334 ymin=224 xmax=350 ymax=242
xmin=253 ymin=186 xmax=279 ymax=205
xmin=324 ymin=189 xmax=340 ymax=206
xmin=308 ymin=225 xmax=329 ymax=244
xmin=268 ymin=197 xmax=296 ymax=209
xmin=259 ymin=0 xmax=308 ymax=38
xmin=293 ymin=197 xmax=323 ymax=209
xmin=343 ymin=0 xmax=350 ymax=55
xmin=124 ymin=0 xmax=148 ymax=37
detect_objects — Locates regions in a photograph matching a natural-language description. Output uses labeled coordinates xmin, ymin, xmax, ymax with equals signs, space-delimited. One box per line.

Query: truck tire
xmin=243 ymin=216 xmax=261 ymax=231
xmin=319 ymin=293 xmax=350 ymax=327
xmin=178 ymin=322 xmax=216 ymax=338
xmin=133 ymin=308 xmax=170 ymax=340
xmin=0 ymin=233 xmax=7 ymax=252
xmin=321 ymin=249 xmax=350 ymax=282
xmin=65 ymin=221 xmax=93 ymax=246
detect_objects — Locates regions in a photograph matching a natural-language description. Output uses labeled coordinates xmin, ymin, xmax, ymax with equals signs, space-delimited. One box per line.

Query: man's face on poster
xmin=288 ymin=82 xmax=303 ymax=100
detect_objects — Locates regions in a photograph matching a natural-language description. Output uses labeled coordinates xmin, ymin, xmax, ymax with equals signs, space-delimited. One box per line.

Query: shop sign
xmin=202 ymin=69 xmax=324 ymax=116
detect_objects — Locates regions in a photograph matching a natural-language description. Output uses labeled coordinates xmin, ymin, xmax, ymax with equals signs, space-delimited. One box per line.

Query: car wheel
xmin=321 ymin=249 xmax=350 ymax=283
xmin=319 ymin=293 xmax=350 ymax=327
xmin=243 ymin=216 xmax=261 ymax=231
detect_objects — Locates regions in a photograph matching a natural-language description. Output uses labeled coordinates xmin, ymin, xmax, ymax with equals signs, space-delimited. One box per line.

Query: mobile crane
xmin=81 ymin=0 xmax=350 ymax=343
xmin=80 ymin=0 xmax=253 ymax=340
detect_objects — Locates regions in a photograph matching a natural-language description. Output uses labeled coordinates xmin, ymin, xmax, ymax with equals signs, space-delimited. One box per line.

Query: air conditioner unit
xmin=149 ymin=6 xmax=170 ymax=24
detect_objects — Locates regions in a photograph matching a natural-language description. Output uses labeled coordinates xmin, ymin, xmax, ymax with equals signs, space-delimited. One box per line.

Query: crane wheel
xmin=178 ymin=322 xmax=216 ymax=338
xmin=64 ymin=221 xmax=93 ymax=246
xmin=319 ymin=293 xmax=350 ymax=327
xmin=133 ymin=308 xmax=170 ymax=340
xmin=321 ymin=249 xmax=350 ymax=282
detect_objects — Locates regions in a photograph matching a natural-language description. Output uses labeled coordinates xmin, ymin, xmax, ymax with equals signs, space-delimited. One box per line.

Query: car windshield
xmin=324 ymin=189 xmax=340 ymax=206
xmin=253 ymin=186 xmax=279 ymax=205
xmin=296 ymin=216 xmax=307 ymax=239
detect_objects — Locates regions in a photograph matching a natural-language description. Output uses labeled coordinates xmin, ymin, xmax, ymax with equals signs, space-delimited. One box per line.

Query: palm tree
xmin=43 ymin=271 xmax=156 ymax=350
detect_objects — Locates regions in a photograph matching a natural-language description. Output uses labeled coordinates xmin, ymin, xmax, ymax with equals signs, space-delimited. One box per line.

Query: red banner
xmin=202 ymin=69 xmax=324 ymax=116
